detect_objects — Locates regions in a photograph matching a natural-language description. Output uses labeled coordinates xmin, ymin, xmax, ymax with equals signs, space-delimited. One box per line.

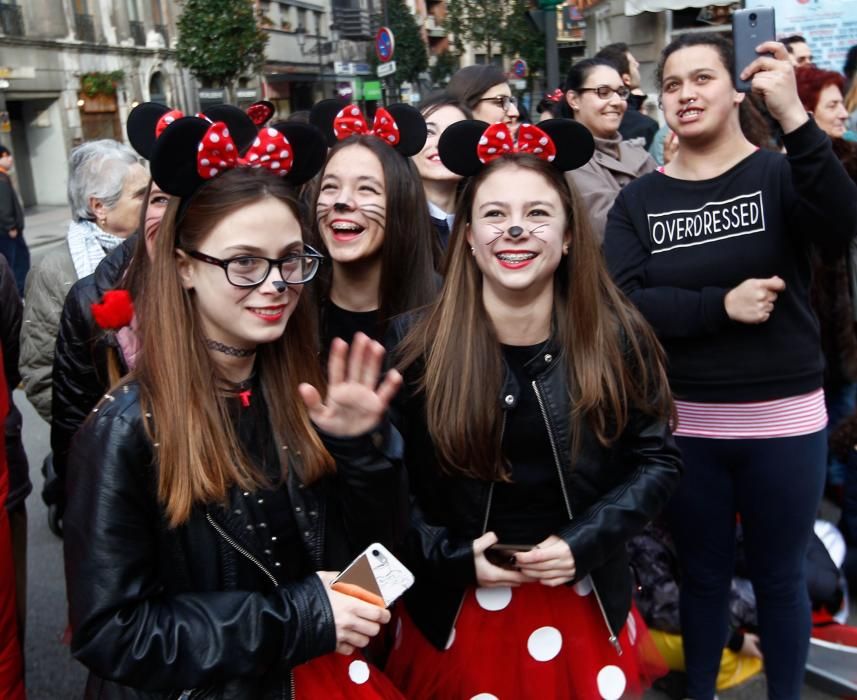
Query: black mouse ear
xmin=537 ymin=119 xmax=595 ymax=172
xmin=127 ymin=102 xmax=175 ymax=160
xmin=202 ymin=104 xmax=257 ymax=154
xmin=149 ymin=117 xmax=210 ymax=198
xmin=437 ymin=120 xmax=492 ymax=177
xmin=385 ymin=104 xmax=427 ymax=157
xmin=310 ymin=98 xmax=348 ymax=146
xmin=270 ymin=122 xmax=328 ymax=186
xmin=246 ymin=100 xmax=276 ymax=126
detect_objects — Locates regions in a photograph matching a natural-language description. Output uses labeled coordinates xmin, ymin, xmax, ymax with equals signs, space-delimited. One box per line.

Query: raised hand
xmin=299 ymin=332 xmax=402 ymax=437
xmin=740 ymin=41 xmax=809 ymax=134
xmin=724 ymin=275 xmax=786 ymax=324
xmin=316 ymin=571 xmax=391 ymax=655
xmin=514 ymin=534 xmax=576 ymax=587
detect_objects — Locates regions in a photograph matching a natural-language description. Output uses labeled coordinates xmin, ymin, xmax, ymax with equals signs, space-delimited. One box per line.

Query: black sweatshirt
xmin=604 ymin=119 xmax=857 ymax=402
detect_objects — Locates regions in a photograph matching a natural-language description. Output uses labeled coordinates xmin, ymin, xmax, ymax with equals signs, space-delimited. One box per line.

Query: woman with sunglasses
xmin=63 ymin=113 xmax=406 ymax=698
xmin=564 ymin=58 xmax=656 ymax=243
xmin=447 ymin=64 xmax=521 ymax=135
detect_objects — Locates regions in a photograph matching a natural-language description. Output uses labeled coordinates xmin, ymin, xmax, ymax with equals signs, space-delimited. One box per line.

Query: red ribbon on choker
xmin=476 ymin=123 xmax=557 ymax=165
xmin=332 ymin=104 xmax=400 ymax=146
xmin=196 ymin=123 xmax=295 ymax=180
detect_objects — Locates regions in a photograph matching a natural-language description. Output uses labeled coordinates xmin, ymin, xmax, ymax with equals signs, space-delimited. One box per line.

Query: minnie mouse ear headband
xmin=246 ymin=100 xmax=275 ymax=126
xmin=149 ymin=110 xmax=327 ymax=198
xmin=127 ymin=102 xmax=258 ymax=161
xmin=309 ymin=99 xmax=427 ymax=157
xmin=437 ymin=119 xmax=594 ymax=177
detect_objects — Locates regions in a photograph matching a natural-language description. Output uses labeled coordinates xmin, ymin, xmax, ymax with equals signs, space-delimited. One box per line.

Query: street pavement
xmin=12 ymin=205 xmax=849 ymax=698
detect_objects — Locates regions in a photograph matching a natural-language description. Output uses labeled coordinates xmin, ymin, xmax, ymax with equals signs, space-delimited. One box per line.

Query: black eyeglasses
xmin=186 ymin=246 xmax=324 ymax=287
xmin=578 ymin=85 xmax=631 ymax=100
xmin=478 ymin=95 xmax=518 ymax=112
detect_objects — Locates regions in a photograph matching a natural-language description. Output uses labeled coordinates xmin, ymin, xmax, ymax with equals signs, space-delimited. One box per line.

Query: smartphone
xmin=331 ymin=543 xmax=414 ymax=608
xmin=732 ymin=7 xmax=776 ymax=92
xmin=484 ymin=543 xmax=533 ymax=570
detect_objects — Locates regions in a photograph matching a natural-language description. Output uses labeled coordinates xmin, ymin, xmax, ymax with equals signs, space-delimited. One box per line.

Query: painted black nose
xmin=272 ymin=280 xmax=287 ymax=293
xmin=333 ymin=202 xmax=351 ymax=212
xmin=508 ymin=226 xmax=524 ymax=238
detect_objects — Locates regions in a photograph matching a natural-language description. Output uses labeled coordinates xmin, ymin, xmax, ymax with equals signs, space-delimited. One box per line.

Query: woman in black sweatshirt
xmin=604 ymin=33 xmax=857 ymax=700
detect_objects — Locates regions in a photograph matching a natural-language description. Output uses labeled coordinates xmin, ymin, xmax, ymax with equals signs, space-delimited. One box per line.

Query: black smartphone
xmin=732 ymin=7 xmax=776 ymax=92
xmin=484 ymin=543 xmax=533 ymax=570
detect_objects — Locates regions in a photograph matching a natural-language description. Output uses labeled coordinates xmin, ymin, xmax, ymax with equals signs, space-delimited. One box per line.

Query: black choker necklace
xmin=205 ymin=338 xmax=256 ymax=357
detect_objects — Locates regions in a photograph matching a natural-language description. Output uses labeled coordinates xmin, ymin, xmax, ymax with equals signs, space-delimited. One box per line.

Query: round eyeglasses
xmin=477 ymin=95 xmax=518 ymax=112
xmin=186 ymin=245 xmax=324 ymax=287
xmin=578 ymin=85 xmax=631 ymax=100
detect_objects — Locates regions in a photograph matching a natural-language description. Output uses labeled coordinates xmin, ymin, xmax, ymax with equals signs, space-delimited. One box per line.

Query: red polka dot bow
xmin=155 ymin=109 xmax=185 ymax=137
xmin=196 ymin=123 xmax=295 ymax=180
xmin=332 ymin=104 xmax=400 ymax=146
xmin=546 ymin=89 xmax=564 ymax=103
xmin=476 ymin=123 xmax=557 ymax=165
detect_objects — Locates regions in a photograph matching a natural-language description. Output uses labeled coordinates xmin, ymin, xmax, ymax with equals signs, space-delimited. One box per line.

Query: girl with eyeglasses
xmin=447 ymin=64 xmax=521 ymax=135
xmin=564 ymin=58 xmax=657 ymax=243
xmin=63 ymin=111 xmax=406 ymax=699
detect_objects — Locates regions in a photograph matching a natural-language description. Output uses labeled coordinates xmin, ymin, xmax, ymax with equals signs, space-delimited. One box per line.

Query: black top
xmin=486 ymin=343 xmax=568 ymax=544
xmin=320 ymin=298 xmax=382 ymax=358
xmin=618 ymin=106 xmax=659 ymax=150
xmin=604 ymin=119 xmax=857 ymax=402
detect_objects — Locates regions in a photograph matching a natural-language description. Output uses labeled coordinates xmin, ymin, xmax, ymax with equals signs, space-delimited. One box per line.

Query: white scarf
xmin=66 ymin=219 xmax=125 ymax=279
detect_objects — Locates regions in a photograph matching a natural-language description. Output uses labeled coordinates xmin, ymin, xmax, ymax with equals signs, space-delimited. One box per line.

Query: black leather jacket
xmin=64 ymin=382 xmax=403 ymax=699
xmin=395 ymin=335 xmax=682 ymax=651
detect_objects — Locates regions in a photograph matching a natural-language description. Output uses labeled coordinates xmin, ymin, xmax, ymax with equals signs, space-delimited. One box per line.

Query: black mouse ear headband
xmin=150 ymin=112 xmax=327 ymax=199
xmin=309 ymin=99 xmax=427 ymax=156
xmin=127 ymin=102 xmax=259 ymax=161
xmin=437 ymin=119 xmax=595 ymax=176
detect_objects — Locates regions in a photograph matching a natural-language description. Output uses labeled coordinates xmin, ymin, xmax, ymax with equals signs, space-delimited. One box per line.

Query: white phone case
xmin=332 ymin=542 xmax=415 ymax=607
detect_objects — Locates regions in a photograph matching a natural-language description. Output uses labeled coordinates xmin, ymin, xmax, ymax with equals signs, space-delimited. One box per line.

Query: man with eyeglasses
xmin=595 ymin=43 xmax=659 ymax=149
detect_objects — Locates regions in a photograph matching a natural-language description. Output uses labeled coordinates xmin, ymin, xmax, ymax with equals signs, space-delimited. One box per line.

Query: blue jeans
xmin=667 ymin=431 xmax=826 ymax=700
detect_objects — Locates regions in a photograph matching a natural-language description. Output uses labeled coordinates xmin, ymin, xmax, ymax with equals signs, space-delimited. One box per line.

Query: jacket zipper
xmin=532 ymin=380 xmax=622 ymax=655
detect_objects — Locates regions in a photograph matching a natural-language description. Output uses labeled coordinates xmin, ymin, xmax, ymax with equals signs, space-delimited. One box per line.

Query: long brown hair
xmin=137 ymin=168 xmax=333 ymax=527
xmin=397 ymin=155 xmax=673 ymax=480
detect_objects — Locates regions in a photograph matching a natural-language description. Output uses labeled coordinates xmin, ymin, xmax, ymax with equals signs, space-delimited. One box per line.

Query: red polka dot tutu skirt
xmin=292 ymin=650 xmax=404 ymax=698
xmin=385 ymin=578 xmax=666 ymax=699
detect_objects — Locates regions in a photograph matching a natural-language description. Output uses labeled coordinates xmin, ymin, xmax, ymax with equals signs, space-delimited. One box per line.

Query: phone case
xmin=331 ymin=543 xmax=415 ymax=608
xmin=732 ymin=7 xmax=776 ymax=92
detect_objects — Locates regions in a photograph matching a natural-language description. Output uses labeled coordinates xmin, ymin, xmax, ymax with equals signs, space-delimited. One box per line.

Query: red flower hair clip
xmin=477 ymin=123 xmax=557 ymax=165
xmin=91 ymin=290 xmax=135 ymax=330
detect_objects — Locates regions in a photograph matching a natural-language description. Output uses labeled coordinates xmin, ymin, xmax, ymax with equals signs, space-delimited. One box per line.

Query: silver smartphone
xmin=732 ymin=7 xmax=776 ymax=93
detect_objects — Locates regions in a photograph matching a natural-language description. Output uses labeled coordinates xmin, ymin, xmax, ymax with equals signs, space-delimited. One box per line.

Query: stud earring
xmin=470 ymin=246 xmax=475 ymax=255
xmin=562 ymin=244 xmax=569 ymax=255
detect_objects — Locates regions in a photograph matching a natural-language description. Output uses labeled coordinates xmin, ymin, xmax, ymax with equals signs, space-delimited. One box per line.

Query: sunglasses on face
xmin=578 ymin=85 xmax=631 ymax=100
xmin=478 ymin=95 xmax=518 ymax=112
xmin=186 ymin=246 xmax=324 ymax=288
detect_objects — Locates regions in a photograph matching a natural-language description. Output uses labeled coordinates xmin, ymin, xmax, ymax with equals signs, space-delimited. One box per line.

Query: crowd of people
xmin=0 ymin=29 xmax=857 ymax=700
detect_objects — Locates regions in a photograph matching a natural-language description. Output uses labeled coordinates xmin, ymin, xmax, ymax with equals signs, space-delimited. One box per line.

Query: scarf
xmin=66 ymin=219 xmax=125 ymax=279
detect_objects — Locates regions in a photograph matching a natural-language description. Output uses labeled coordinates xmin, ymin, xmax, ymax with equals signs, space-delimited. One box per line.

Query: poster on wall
xmin=745 ymin=0 xmax=857 ymax=72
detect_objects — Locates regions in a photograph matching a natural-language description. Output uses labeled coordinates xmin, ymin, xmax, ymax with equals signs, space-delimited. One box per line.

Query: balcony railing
xmin=75 ymin=12 xmax=95 ymax=43
xmin=129 ymin=19 xmax=145 ymax=46
xmin=0 ymin=3 xmax=23 ymax=37
xmin=425 ymin=14 xmax=446 ymax=38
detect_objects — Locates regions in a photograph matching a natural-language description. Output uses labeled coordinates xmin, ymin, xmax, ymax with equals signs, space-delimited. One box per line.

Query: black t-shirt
xmin=604 ymin=119 xmax=857 ymax=402
xmin=485 ymin=343 xmax=569 ymax=544
xmin=320 ymin=299 xmax=382 ymax=359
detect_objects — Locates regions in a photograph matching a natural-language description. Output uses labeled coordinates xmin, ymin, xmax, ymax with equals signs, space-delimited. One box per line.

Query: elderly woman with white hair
xmin=20 ymin=139 xmax=147 ymax=421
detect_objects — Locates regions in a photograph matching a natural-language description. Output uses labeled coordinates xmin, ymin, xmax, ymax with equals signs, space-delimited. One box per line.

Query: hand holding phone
xmin=317 ymin=571 xmax=391 ymax=655
xmin=732 ymin=8 xmax=776 ymax=93
xmin=331 ymin=543 xmax=414 ymax=608
xmin=484 ymin=543 xmax=534 ymax=570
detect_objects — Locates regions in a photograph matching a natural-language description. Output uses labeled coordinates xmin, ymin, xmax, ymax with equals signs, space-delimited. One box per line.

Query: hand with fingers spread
xmin=317 ymin=571 xmax=391 ymax=655
xmin=299 ymin=332 xmax=402 ymax=438
xmin=473 ymin=531 xmax=534 ymax=588
xmin=739 ymin=41 xmax=809 ymax=134
xmin=724 ymin=275 xmax=785 ymax=324
xmin=513 ymin=535 xmax=576 ymax=587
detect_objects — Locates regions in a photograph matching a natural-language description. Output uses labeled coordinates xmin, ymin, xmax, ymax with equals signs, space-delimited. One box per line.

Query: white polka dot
xmin=534 ymin=147 xmax=543 ymax=154
xmin=350 ymin=107 xmax=360 ymax=116
xmin=539 ymin=136 xmax=549 ymax=146
xmin=222 ymin=128 xmax=230 ymax=137
xmin=226 ymin=143 xmax=234 ymax=152
xmin=209 ymin=168 xmax=218 ymax=177
xmin=260 ymin=155 xmax=270 ymax=162
xmin=197 ymin=143 xmax=203 ymax=152
xmin=267 ymin=144 xmax=276 ymax=153
xmin=381 ymin=117 xmax=388 ymax=124
xmin=445 ymin=627 xmax=456 ymax=650
xmin=626 ymin=613 xmax=637 ymax=645
xmin=249 ymin=153 xmax=259 ymax=161
xmin=497 ymin=131 xmax=506 ymax=140
xmin=574 ymin=576 xmax=592 ymax=596
xmin=475 ymin=586 xmax=512 ymax=611
xmin=524 ymin=132 xmax=534 ymax=139
xmin=267 ymin=127 xmax=278 ymax=137
xmin=388 ymin=135 xmax=395 ymax=142
xmin=348 ymin=659 xmax=370 ymax=684
xmin=394 ymin=123 xmax=399 ymax=130
xmin=470 ymin=694 xmax=499 ymax=700
xmin=253 ymin=137 xmax=261 ymax=147
xmin=597 ymin=665 xmax=626 ymax=700
xmin=336 ymin=109 xmax=345 ymax=118
xmin=280 ymin=149 xmax=290 ymax=159
xmin=165 ymin=115 xmax=175 ymax=124
xmin=355 ymin=120 xmax=364 ymax=128
xmin=479 ymin=136 xmax=488 ymax=145
xmin=271 ymin=161 xmax=280 ymax=169
xmin=487 ymin=147 xmax=497 ymax=154
xmin=503 ymin=144 xmax=511 ymax=151
xmin=278 ymin=169 xmax=288 ymax=175
xmin=527 ymin=626 xmax=563 ymax=661
xmin=200 ymin=158 xmax=210 ymax=166
xmin=209 ymin=133 xmax=220 ymax=143
xmin=548 ymin=154 xmax=556 ymax=162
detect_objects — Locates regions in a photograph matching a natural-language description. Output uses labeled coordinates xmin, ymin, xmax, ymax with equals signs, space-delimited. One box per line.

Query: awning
xmin=624 ymin=0 xmax=734 ymax=16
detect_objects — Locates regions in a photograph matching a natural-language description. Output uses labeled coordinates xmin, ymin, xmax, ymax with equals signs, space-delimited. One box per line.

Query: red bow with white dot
xmin=155 ymin=109 xmax=185 ymax=138
xmin=196 ymin=123 xmax=295 ymax=180
xmin=476 ymin=123 xmax=557 ymax=165
xmin=332 ymin=104 xmax=400 ymax=146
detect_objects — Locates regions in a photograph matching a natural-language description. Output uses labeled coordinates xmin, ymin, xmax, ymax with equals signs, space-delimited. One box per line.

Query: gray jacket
xmin=567 ymin=134 xmax=656 ymax=243
xmin=20 ymin=241 xmax=78 ymax=421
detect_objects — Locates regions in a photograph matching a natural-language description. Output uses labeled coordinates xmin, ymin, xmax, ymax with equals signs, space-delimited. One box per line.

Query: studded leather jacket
xmin=64 ymin=381 xmax=404 ymax=699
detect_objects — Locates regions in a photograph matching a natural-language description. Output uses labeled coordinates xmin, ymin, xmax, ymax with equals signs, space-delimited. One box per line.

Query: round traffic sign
xmin=512 ymin=58 xmax=528 ymax=79
xmin=375 ymin=26 xmax=395 ymax=63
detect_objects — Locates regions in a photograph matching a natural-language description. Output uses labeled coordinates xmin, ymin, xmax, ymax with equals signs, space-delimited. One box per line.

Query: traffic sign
xmin=375 ymin=26 xmax=395 ymax=63
xmin=377 ymin=60 xmax=397 ymax=78
xmin=512 ymin=58 xmax=528 ymax=79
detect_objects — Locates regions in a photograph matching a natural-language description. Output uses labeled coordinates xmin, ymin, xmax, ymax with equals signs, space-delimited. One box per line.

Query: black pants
xmin=667 ymin=430 xmax=826 ymax=700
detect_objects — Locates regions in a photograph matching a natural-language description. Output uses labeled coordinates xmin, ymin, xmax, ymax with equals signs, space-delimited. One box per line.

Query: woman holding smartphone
xmin=386 ymin=117 xmax=681 ymax=698
xmin=604 ymin=34 xmax=857 ymax=700
xmin=64 ymin=111 xmax=405 ymax=698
